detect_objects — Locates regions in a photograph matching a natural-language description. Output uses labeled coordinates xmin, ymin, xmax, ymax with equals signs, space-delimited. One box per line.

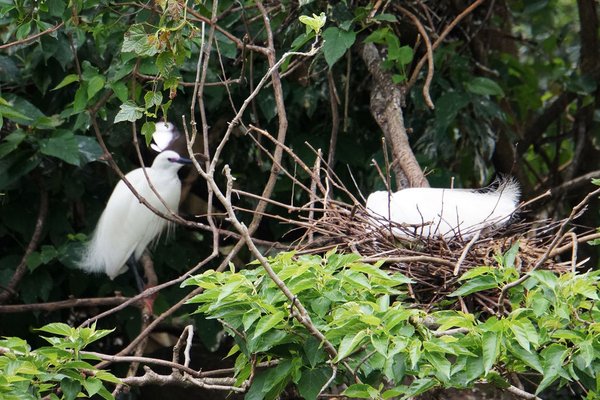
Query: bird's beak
xmin=176 ymin=157 xmax=193 ymax=164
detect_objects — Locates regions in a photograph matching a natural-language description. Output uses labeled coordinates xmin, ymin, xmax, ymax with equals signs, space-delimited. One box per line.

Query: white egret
xmin=366 ymin=179 xmax=520 ymax=240
xmin=79 ymin=150 xmax=191 ymax=288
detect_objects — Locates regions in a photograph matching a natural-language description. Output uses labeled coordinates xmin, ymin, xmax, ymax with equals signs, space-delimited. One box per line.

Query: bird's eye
xmin=167 ymin=157 xmax=175 ymax=162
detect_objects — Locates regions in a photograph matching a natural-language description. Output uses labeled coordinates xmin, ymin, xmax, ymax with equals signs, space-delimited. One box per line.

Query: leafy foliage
xmin=0 ymin=323 xmax=118 ymax=400
xmin=184 ymin=250 xmax=600 ymax=399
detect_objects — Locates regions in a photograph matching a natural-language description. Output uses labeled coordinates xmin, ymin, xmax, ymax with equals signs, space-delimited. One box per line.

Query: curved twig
xmin=0 ymin=187 xmax=48 ymax=304
xmin=0 ymin=21 xmax=65 ymax=50
xmin=397 ymin=5 xmax=435 ymax=109
xmin=407 ymin=0 xmax=485 ymax=92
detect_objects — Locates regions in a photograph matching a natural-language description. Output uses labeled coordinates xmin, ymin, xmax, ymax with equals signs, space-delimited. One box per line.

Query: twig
xmin=407 ymin=0 xmax=485 ymax=92
xmin=318 ymin=364 xmax=337 ymax=397
xmin=550 ymin=232 xmax=600 ymax=257
xmin=121 ymin=366 xmax=243 ymax=391
xmin=0 ymin=21 xmax=65 ymax=50
xmin=308 ymin=151 xmax=322 ymax=243
xmin=397 ymin=6 xmax=434 ymax=109
xmin=0 ymin=188 xmax=48 ymax=304
xmin=453 ymin=230 xmax=480 ymax=276
xmin=0 ymin=295 xmax=131 ymax=314
xmin=82 ymin=351 xmax=203 ymax=377
xmin=79 ymin=252 xmax=216 ymax=328
xmin=327 ymin=70 xmax=340 ymax=167
xmin=504 ymin=383 xmax=542 ymax=400
xmin=172 ymin=325 xmax=194 ymax=372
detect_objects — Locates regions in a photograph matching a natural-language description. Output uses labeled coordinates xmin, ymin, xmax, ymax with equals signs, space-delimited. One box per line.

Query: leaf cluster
xmin=0 ymin=323 xmax=118 ymax=400
xmin=184 ymin=249 xmax=600 ymax=399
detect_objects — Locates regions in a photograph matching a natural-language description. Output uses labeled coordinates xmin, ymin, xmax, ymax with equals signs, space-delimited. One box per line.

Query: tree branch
xmin=0 ymin=21 xmax=64 ymax=50
xmin=0 ymin=187 xmax=48 ymax=304
xmin=360 ymin=42 xmax=429 ymax=189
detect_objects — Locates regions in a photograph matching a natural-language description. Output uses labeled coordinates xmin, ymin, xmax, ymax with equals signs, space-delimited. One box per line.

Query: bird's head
xmin=152 ymin=150 xmax=193 ymax=171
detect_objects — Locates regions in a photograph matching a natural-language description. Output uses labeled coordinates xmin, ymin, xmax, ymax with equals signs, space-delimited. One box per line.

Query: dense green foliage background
xmin=0 ymin=0 xmax=599 ymax=399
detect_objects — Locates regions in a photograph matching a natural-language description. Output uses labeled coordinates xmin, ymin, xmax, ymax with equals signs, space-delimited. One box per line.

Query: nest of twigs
xmin=294 ymin=198 xmax=593 ymax=313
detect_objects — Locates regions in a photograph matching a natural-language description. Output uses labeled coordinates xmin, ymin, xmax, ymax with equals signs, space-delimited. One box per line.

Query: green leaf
xmin=73 ymin=84 xmax=88 ymax=112
xmin=82 ymin=377 xmax=103 ymax=397
xmin=252 ymin=311 xmax=285 ymax=340
xmin=335 ymin=330 xmax=367 ymax=362
xmin=60 ymin=378 xmax=82 ymax=400
xmin=509 ymin=318 xmax=539 ymax=352
xmin=16 ymin=21 xmax=32 ymax=40
xmin=508 ymin=342 xmax=543 ymax=374
xmin=76 ymin=136 xmax=103 ymax=165
xmin=459 ymin=266 xmax=495 ymax=281
xmin=245 ymin=360 xmax=293 ymax=400
xmin=114 ymin=101 xmax=144 ymax=123
xmin=450 ymin=275 xmax=498 ymax=297
xmin=374 ymin=13 xmax=397 ymax=22
xmin=536 ymin=344 xmax=569 ymax=394
xmin=122 ymin=24 xmax=159 ymax=56
xmin=141 ymin=121 xmax=156 ymax=147
xmin=482 ymin=331 xmax=500 ymax=374
xmin=404 ymin=377 xmax=438 ymax=397
xmin=370 ymin=333 xmax=388 ymax=356
xmin=46 ymin=0 xmax=66 ymax=16
xmin=297 ymin=367 xmax=332 ymax=400
xmin=27 ymin=251 xmax=43 ymax=271
xmin=389 ymin=45 xmax=413 ymax=66
xmin=303 ymin=337 xmax=327 ymax=368
xmin=52 ymin=74 xmax=79 ymax=91
xmin=343 ymin=383 xmax=379 ymax=399
xmin=465 ymin=77 xmax=505 ymax=97
xmin=502 ymin=241 xmax=520 ymax=268
xmin=298 ymin=13 xmax=326 ymax=35
xmin=39 ymin=130 xmax=80 ymax=166
xmin=40 ymin=245 xmax=58 ymax=263
xmin=425 ymin=351 xmax=451 ymax=381
xmin=95 ymin=370 xmax=122 ymax=384
xmin=0 ymin=130 xmax=26 ymax=158
xmin=87 ymin=75 xmax=105 ymax=99
xmin=0 ymin=150 xmax=40 ymax=190
xmin=110 ymin=81 xmax=129 ymax=103
xmin=144 ymin=91 xmax=163 ymax=109
xmin=322 ymin=27 xmax=356 ymax=68
xmin=37 ymin=322 xmax=74 ymax=336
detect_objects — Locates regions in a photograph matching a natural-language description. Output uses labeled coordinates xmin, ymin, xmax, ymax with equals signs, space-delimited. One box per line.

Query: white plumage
xmin=79 ymin=150 xmax=190 ymax=279
xmin=366 ymin=179 xmax=520 ymax=240
xmin=150 ymin=122 xmax=179 ymax=152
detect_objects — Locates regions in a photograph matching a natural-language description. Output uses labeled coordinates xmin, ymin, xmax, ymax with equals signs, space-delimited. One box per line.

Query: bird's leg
xmin=126 ymin=255 xmax=145 ymax=293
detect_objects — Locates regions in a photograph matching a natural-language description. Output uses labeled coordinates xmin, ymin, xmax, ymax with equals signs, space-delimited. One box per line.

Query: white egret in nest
xmin=366 ymin=179 xmax=520 ymax=240
xmin=79 ymin=150 xmax=191 ymax=289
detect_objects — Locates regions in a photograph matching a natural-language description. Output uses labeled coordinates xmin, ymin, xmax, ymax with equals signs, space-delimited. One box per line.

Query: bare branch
xmin=0 ymin=188 xmax=48 ymax=304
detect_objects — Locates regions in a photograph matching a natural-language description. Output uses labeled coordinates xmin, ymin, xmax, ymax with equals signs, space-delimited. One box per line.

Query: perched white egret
xmin=366 ymin=179 xmax=520 ymax=240
xmin=79 ymin=150 xmax=191 ymax=287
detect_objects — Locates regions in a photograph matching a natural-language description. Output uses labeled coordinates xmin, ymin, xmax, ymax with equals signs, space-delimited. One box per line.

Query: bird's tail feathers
xmin=492 ymin=176 xmax=520 ymax=205
xmin=78 ymin=234 xmax=107 ymax=275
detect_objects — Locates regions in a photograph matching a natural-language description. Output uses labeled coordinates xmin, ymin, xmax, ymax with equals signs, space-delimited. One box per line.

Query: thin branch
xmin=397 ymin=5 xmax=435 ymax=109
xmin=84 ymin=351 xmax=203 ymax=378
xmin=327 ymin=70 xmax=340 ymax=167
xmin=453 ymin=230 xmax=481 ymax=276
xmin=0 ymin=21 xmax=64 ymax=50
xmin=0 ymin=188 xmax=48 ymax=304
xmin=407 ymin=0 xmax=485 ymax=92
xmin=0 ymin=295 xmax=131 ymax=314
